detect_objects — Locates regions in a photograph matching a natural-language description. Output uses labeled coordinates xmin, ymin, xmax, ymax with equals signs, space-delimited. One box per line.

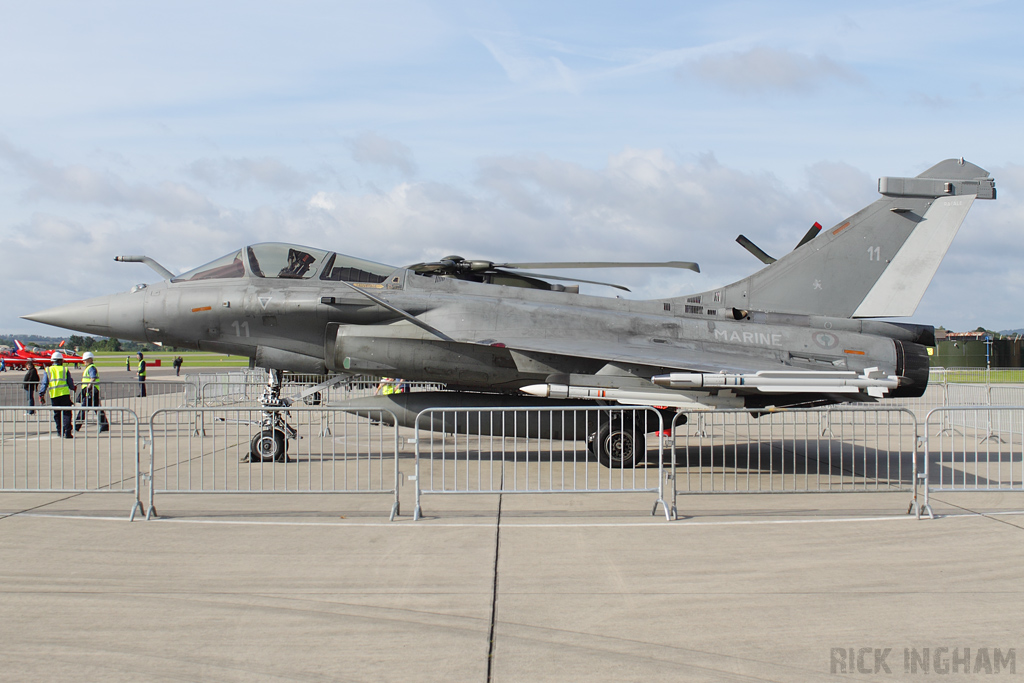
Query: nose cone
xmin=22 ymin=290 xmax=147 ymax=341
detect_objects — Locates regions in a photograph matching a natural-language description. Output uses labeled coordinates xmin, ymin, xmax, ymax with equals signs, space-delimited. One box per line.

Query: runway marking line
xmin=7 ymin=509 xmax=1024 ymax=528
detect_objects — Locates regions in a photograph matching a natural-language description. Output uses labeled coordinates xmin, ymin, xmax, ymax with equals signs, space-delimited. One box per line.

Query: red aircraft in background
xmin=0 ymin=340 xmax=85 ymax=369
xmin=0 ymin=347 xmax=29 ymax=369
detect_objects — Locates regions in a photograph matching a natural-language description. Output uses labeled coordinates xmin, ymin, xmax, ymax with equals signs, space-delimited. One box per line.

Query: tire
xmin=593 ymin=419 xmax=645 ymax=468
xmin=250 ymin=429 xmax=286 ymax=462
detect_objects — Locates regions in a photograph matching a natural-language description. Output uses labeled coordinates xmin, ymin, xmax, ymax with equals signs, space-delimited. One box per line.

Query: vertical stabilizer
xmin=703 ymin=159 xmax=995 ymax=319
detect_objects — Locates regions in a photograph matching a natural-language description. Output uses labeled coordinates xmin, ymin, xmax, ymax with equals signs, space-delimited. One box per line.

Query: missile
xmin=650 ymin=368 xmax=900 ymax=397
xmin=519 ymin=384 xmax=738 ymax=409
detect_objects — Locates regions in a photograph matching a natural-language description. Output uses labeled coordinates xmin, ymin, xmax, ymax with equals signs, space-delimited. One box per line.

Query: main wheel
xmin=250 ymin=429 xmax=286 ymax=462
xmin=593 ymin=420 xmax=645 ymax=468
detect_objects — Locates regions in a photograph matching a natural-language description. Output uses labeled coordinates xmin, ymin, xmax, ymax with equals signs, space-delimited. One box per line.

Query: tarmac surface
xmin=1 ymin=368 xmax=1023 ymax=681
xmin=2 ymin=489 xmax=1023 ymax=681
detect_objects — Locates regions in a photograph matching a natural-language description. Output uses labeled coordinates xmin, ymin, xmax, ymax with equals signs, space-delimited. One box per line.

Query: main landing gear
xmin=585 ymin=408 xmax=680 ymax=468
xmin=587 ymin=414 xmax=646 ymax=468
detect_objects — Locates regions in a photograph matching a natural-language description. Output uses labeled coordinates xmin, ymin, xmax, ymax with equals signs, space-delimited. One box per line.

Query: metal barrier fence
xmin=412 ymin=406 xmax=670 ymax=520
xmin=92 ymin=381 xmax=197 ymax=420
xmin=199 ymin=381 xmax=267 ymax=406
xmin=147 ymin=406 xmax=401 ymax=519
xmin=6 ymin=399 xmax=1024 ymax=523
xmin=914 ymin=385 xmax=1024 ymax=436
xmin=670 ymin=407 xmax=920 ymax=517
xmin=198 ymin=380 xmax=351 ymax=407
xmin=920 ymin=407 xmax=1024 ymax=518
xmin=890 ymin=384 xmax=947 ymax=421
xmin=0 ymin=406 xmax=143 ymax=519
xmin=0 ymin=379 xmax=196 ymax=422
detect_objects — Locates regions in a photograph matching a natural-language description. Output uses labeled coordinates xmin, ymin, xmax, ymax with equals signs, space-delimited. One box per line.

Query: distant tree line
xmin=0 ymin=334 xmax=165 ymax=353
xmin=66 ymin=335 xmax=161 ymax=353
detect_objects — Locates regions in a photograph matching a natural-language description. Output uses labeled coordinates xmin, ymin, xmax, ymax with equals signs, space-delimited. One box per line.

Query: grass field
xmin=89 ymin=351 xmax=250 ymax=368
xmin=931 ymin=368 xmax=1024 ymax=383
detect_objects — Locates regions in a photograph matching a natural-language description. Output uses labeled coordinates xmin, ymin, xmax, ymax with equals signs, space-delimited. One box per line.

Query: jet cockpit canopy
xmin=170 ymin=243 xmax=396 ymax=284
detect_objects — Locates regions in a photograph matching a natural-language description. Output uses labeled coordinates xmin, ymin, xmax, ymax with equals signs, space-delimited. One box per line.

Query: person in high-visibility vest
xmin=137 ymin=351 xmax=147 ymax=398
xmin=376 ymin=377 xmax=408 ymax=396
xmin=38 ymin=352 xmax=76 ymax=438
xmin=75 ymin=352 xmax=109 ymax=433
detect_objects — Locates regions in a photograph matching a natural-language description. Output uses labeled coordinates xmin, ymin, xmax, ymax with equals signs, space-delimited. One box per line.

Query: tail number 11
xmin=867 ymin=246 xmax=882 ymax=261
xmin=231 ymin=320 xmax=250 ymax=337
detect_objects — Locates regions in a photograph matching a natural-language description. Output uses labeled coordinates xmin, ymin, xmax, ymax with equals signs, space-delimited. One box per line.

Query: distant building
xmin=945 ymin=331 xmax=989 ymax=342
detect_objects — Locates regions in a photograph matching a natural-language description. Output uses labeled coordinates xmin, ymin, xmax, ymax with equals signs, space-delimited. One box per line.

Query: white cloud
xmin=346 ymin=132 xmax=417 ymax=177
xmin=475 ymin=33 xmax=581 ymax=93
xmin=186 ymin=157 xmax=313 ymax=192
xmin=804 ymin=161 xmax=875 ymax=214
xmin=306 ymin=149 xmax=818 ymax=293
xmin=308 ymin=192 xmax=335 ymax=211
xmin=908 ymin=92 xmax=954 ymax=109
xmin=0 ymin=137 xmax=218 ymax=218
xmin=681 ymin=47 xmax=862 ymax=94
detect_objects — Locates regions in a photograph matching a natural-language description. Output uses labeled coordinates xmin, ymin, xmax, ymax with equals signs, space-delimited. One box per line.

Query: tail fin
xmin=709 ymin=159 xmax=995 ymax=319
xmin=14 ymin=340 xmax=25 ymax=352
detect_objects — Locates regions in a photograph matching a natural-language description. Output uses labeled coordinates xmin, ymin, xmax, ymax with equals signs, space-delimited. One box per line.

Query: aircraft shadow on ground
xmin=413 ymin=438 xmax=917 ymax=483
xmin=667 ymin=440 xmax=911 ymax=477
xmin=924 ymin=449 xmax=1024 ymax=487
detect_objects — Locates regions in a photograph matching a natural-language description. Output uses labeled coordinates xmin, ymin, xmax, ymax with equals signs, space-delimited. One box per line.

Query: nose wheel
xmin=250 ymin=428 xmax=287 ymax=462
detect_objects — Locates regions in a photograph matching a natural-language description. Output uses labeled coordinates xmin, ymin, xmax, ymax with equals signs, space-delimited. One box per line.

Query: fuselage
xmin=24 ymin=242 xmax=931 ymax=406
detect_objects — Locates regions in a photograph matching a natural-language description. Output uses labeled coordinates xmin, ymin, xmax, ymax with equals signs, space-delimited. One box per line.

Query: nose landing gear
xmin=248 ymin=369 xmax=296 ymax=462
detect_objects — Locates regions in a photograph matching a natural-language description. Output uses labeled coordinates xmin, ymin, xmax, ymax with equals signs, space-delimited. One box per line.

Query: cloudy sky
xmin=1 ymin=0 xmax=1022 ymax=336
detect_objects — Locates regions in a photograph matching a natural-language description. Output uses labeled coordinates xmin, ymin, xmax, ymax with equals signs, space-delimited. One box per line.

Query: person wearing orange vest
xmin=38 ymin=352 xmax=76 ymax=438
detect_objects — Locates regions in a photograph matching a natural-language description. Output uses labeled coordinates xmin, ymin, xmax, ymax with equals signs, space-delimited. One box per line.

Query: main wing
xmin=497 ymin=335 xmax=775 ymax=376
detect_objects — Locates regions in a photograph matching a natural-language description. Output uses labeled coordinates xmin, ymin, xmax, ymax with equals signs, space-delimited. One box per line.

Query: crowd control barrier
xmin=7 ymin=398 xmax=1024 ymax=523
xmin=0 ymin=406 xmax=143 ymax=519
xmin=412 ymin=406 xmax=671 ymax=520
xmin=91 ymin=380 xmax=197 ymax=420
xmin=146 ymin=406 xmax=401 ymax=519
xmin=669 ymin=407 xmax=921 ymax=517
xmin=920 ymin=406 xmax=1024 ymax=518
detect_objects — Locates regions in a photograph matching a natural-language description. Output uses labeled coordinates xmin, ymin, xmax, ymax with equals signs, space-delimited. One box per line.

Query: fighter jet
xmin=12 ymin=340 xmax=85 ymax=366
xmin=0 ymin=340 xmax=84 ymax=368
xmin=24 ymin=159 xmax=996 ymax=464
